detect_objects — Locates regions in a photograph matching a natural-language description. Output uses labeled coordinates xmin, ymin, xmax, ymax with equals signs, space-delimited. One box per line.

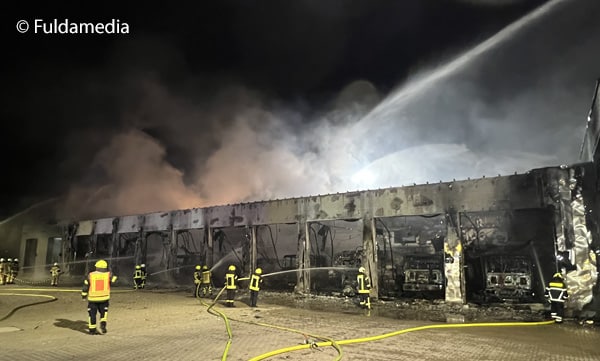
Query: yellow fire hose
xmin=0 ymin=287 xmax=133 ymax=322
xmin=198 ymin=289 xmax=554 ymax=361
xmin=0 ymin=293 xmax=58 ymax=322
xmin=199 ymin=287 xmax=343 ymax=361
xmin=202 ymin=286 xmax=234 ymax=361
xmin=247 ymin=319 xmax=556 ymax=361
xmin=3 ymin=287 xmax=556 ymax=361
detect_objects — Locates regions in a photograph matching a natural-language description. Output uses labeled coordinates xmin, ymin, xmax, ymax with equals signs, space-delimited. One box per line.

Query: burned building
xmin=11 ymin=79 xmax=600 ymax=320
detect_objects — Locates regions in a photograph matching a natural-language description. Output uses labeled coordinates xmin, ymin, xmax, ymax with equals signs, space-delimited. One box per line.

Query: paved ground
xmin=0 ymin=285 xmax=599 ymax=361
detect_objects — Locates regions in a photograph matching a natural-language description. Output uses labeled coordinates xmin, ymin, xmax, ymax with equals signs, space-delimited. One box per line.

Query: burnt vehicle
xmin=331 ymin=247 xmax=363 ymax=296
xmin=482 ymin=254 xmax=536 ymax=303
xmin=401 ymin=254 xmax=444 ymax=297
xmin=266 ymin=254 xmax=331 ymax=290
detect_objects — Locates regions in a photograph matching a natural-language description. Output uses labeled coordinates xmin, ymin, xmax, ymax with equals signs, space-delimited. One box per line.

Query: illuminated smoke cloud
xmin=60 ymin=0 xmax=599 ymax=219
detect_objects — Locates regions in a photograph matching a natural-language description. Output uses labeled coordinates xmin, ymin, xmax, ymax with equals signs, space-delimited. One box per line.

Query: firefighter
xmin=140 ymin=264 xmax=147 ymax=289
xmin=10 ymin=258 xmax=19 ymax=284
xmin=193 ymin=265 xmax=202 ymax=297
xmin=133 ymin=265 xmax=143 ymax=289
xmin=249 ymin=267 xmax=263 ymax=307
xmin=50 ymin=262 xmax=62 ymax=287
xmin=200 ymin=265 xmax=212 ymax=298
xmin=6 ymin=258 xmax=13 ymax=284
xmin=357 ymin=266 xmax=371 ymax=309
xmin=545 ymin=272 xmax=568 ymax=323
xmin=0 ymin=258 xmax=6 ymax=285
xmin=225 ymin=265 xmax=238 ymax=307
xmin=82 ymin=259 xmax=118 ymax=334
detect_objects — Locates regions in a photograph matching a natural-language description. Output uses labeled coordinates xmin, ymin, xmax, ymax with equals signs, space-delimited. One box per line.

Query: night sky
xmin=2 ymin=0 xmax=598 ymax=220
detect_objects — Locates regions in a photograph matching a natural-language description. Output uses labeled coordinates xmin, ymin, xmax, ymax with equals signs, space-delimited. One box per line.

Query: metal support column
xmin=363 ymin=216 xmax=379 ymax=299
xmin=251 ymin=225 xmax=257 ymax=273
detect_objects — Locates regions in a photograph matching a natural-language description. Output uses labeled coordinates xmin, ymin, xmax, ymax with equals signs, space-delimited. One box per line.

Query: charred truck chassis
xmin=22 ymin=80 xmax=600 ymax=320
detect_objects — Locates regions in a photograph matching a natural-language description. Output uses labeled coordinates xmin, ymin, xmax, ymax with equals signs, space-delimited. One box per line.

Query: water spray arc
xmin=347 ymin=0 xmax=566 ymax=181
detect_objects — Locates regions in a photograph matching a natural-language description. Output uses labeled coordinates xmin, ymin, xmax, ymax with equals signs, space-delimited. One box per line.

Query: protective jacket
xmin=50 ymin=265 xmax=61 ymax=276
xmin=545 ymin=277 xmax=568 ymax=303
xmin=193 ymin=270 xmax=202 ymax=285
xmin=249 ymin=273 xmax=263 ymax=291
xmin=357 ymin=273 xmax=371 ymax=294
xmin=82 ymin=271 xmax=117 ymax=302
xmin=202 ymin=270 xmax=212 ymax=285
xmin=225 ymin=272 xmax=238 ymax=290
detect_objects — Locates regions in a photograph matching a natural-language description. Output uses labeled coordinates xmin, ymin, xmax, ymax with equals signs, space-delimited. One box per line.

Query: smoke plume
xmin=60 ymin=0 xmax=599 ymax=220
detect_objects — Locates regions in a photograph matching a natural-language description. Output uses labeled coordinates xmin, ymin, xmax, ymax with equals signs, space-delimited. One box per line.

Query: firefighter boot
xmin=100 ymin=321 xmax=107 ymax=334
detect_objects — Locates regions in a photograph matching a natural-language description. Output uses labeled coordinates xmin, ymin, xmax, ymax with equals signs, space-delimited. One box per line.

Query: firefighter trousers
xmin=88 ymin=301 xmax=109 ymax=332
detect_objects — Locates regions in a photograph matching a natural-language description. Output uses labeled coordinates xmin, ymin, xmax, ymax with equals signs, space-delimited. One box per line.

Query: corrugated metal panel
xmin=143 ymin=212 xmax=170 ymax=232
xmin=117 ymin=215 xmax=140 ymax=234
xmin=189 ymin=208 xmax=205 ymax=229
xmin=75 ymin=220 xmax=94 ymax=236
xmin=94 ymin=218 xmax=114 ymax=235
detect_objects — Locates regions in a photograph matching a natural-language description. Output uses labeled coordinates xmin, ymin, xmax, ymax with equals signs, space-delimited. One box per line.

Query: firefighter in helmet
xmin=225 ymin=265 xmax=238 ymax=307
xmin=357 ymin=266 xmax=371 ymax=309
xmin=545 ymin=272 xmax=568 ymax=323
xmin=0 ymin=258 xmax=6 ymax=285
xmin=133 ymin=265 xmax=143 ymax=289
xmin=82 ymin=259 xmax=118 ymax=334
xmin=249 ymin=267 xmax=264 ymax=307
xmin=6 ymin=258 xmax=13 ymax=284
xmin=193 ymin=265 xmax=202 ymax=297
xmin=200 ymin=265 xmax=213 ymax=297
xmin=140 ymin=264 xmax=147 ymax=289
xmin=9 ymin=258 xmax=19 ymax=284
xmin=50 ymin=262 xmax=62 ymax=287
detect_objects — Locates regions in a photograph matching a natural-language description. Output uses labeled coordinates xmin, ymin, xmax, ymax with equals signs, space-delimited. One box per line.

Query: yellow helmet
xmin=95 ymin=260 xmax=108 ymax=269
xmin=195 ymin=265 xmax=201 ymax=270
xmin=553 ymin=272 xmax=563 ymax=279
xmin=202 ymin=265 xmax=208 ymax=270
xmin=135 ymin=265 xmax=141 ymax=269
xmin=255 ymin=268 xmax=262 ymax=275
xmin=358 ymin=267 xmax=366 ymax=273
xmin=228 ymin=265 xmax=236 ymax=271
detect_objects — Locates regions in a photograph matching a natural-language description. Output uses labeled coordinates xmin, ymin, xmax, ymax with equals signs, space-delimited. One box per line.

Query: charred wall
xmin=12 ymin=156 xmax=598 ymax=318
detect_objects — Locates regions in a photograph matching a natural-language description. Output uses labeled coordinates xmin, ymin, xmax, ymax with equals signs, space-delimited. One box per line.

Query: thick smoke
xmin=60 ymin=129 xmax=203 ymax=219
xmin=344 ymin=0 xmax=599 ymax=187
xmin=61 ymin=0 xmax=599 ymax=220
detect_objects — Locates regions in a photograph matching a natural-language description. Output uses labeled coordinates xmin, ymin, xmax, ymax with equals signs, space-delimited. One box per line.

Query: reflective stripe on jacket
xmin=202 ymin=271 xmax=211 ymax=284
xmin=357 ymin=273 xmax=370 ymax=294
xmin=546 ymin=281 xmax=568 ymax=302
xmin=85 ymin=271 xmax=113 ymax=302
xmin=226 ymin=273 xmax=237 ymax=289
xmin=50 ymin=266 xmax=61 ymax=276
xmin=249 ymin=274 xmax=261 ymax=291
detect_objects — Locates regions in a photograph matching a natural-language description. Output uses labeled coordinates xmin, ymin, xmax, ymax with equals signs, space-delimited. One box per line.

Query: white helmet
xmin=7 ymin=258 xmax=12 ymax=262
xmin=14 ymin=258 xmax=18 ymax=262
xmin=358 ymin=267 xmax=366 ymax=273
xmin=141 ymin=264 xmax=146 ymax=268
xmin=54 ymin=262 xmax=58 ymax=266
xmin=0 ymin=258 xmax=4 ymax=262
